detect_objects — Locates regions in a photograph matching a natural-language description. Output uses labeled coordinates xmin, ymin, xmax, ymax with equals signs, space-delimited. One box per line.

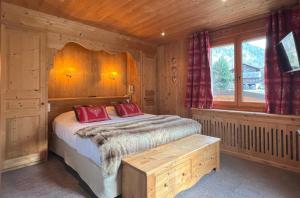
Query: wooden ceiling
xmin=4 ymin=0 xmax=298 ymax=43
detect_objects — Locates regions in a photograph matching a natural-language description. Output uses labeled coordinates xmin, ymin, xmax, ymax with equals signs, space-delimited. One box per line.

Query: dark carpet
xmin=1 ymin=154 xmax=300 ymax=198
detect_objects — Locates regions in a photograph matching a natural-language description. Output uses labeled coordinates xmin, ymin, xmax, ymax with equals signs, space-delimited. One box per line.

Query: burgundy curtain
xmin=265 ymin=6 xmax=300 ymax=115
xmin=184 ymin=31 xmax=212 ymax=109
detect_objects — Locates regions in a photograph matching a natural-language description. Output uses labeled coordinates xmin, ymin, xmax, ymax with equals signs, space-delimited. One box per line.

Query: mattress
xmin=52 ymin=111 xmax=154 ymax=166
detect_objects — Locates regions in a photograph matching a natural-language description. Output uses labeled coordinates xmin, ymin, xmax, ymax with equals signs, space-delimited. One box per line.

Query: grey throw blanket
xmin=76 ymin=115 xmax=201 ymax=176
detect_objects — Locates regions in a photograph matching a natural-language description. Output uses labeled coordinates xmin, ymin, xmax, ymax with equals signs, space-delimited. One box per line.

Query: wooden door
xmin=141 ymin=54 xmax=157 ymax=114
xmin=1 ymin=25 xmax=47 ymax=171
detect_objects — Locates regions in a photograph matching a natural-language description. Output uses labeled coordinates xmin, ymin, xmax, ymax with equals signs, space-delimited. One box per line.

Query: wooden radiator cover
xmin=192 ymin=108 xmax=300 ymax=173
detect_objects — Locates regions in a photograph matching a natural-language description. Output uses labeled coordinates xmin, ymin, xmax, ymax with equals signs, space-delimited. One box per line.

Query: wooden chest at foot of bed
xmin=122 ymin=134 xmax=221 ymax=198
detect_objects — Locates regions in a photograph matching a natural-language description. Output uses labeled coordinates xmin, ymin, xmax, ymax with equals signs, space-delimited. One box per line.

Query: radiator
xmin=192 ymin=108 xmax=300 ymax=173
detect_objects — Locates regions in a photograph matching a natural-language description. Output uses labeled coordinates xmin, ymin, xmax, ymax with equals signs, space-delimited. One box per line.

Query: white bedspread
xmin=52 ymin=111 xmax=154 ymax=166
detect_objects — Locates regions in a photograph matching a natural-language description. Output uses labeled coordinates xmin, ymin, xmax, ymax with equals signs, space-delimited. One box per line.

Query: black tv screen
xmin=276 ymin=32 xmax=300 ymax=73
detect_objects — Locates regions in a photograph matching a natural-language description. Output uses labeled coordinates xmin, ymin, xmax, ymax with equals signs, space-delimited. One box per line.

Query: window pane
xmin=211 ymin=44 xmax=235 ymax=101
xmin=242 ymin=38 xmax=266 ymax=103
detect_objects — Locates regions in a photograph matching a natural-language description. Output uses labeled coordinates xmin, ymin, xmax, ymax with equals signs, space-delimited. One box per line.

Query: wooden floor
xmin=1 ymin=153 xmax=300 ymax=198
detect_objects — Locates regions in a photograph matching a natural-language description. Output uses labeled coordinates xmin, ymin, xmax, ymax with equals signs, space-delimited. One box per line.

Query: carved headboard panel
xmin=48 ymin=42 xmax=129 ymax=99
xmin=48 ymin=96 xmax=130 ymax=134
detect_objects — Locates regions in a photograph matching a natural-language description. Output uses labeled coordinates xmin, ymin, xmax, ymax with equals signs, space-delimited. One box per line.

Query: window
xmin=210 ymin=34 xmax=266 ymax=110
xmin=211 ymin=44 xmax=235 ymax=101
xmin=242 ymin=38 xmax=266 ymax=103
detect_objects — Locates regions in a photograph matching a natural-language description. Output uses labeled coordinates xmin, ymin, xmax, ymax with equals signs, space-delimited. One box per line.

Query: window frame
xmin=210 ymin=31 xmax=267 ymax=112
xmin=238 ymin=32 xmax=266 ymax=109
xmin=210 ymin=39 xmax=237 ymax=108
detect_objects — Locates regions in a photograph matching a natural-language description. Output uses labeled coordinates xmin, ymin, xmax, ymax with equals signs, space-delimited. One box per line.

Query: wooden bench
xmin=122 ymin=134 xmax=221 ymax=198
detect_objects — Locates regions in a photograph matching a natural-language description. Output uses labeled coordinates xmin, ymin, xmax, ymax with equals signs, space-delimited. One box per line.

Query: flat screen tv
xmin=276 ymin=32 xmax=300 ymax=73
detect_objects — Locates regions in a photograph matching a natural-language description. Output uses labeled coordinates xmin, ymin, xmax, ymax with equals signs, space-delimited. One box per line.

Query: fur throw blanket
xmin=76 ymin=115 xmax=201 ymax=177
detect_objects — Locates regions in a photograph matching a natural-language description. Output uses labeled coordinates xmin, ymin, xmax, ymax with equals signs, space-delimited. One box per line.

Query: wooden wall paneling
xmin=158 ymin=43 xmax=177 ymax=115
xmin=175 ymin=40 xmax=189 ymax=117
xmin=48 ymin=42 xmax=128 ymax=98
xmin=1 ymin=3 xmax=157 ymax=55
xmin=0 ymin=2 xmax=157 ymax=172
xmin=156 ymin=45 xmax=165 ymax=114
xmin=2 ymin=25 xmax=47 ymax=171
xmin=157 ymin=40 xmax=189 ymax=117
xmin=93 ymin=51 xmax=127 ymax=97
xmin=1 ymin=1 xmax=157 ymax=109
xmin=127 ymin=52 xmax=142 ymax=107
xmin=192 ymin=109 xmax=300 ymax=173
xmin=141 ymin=54 xmax=157 ymax=114
xmin=46 ymin=43 xmax=144 ymax=108
xmin=0 ymin=23 xmax=7 ymax=175
xmin=209 ymin=18 xmax=267 ymax=43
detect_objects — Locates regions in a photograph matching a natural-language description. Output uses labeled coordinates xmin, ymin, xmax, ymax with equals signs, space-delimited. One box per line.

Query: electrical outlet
xmin=128 ymin=84 xmax=134 ymax=94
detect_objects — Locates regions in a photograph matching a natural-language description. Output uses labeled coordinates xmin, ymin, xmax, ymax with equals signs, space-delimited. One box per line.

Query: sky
xmin=248 ymin=38 xmax=266 ymax=49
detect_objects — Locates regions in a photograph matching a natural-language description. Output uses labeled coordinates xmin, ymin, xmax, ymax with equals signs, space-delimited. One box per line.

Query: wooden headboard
xmin=48 ymin=96 xmax=130 ymax=133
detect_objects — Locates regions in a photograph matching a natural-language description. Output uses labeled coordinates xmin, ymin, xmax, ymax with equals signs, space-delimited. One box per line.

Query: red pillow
xmin=73 ymin=105 xmax=110 ymax=123
xmin=114 ymin=103 xmax=143 ymax=117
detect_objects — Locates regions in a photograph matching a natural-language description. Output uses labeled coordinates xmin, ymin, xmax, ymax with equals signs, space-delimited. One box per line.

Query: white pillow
xmin=106 ymin=106 xmax=119 ymax=118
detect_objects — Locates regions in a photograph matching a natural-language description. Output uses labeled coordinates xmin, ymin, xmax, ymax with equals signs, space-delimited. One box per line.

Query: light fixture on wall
xmin=63 ymin=67 xmax=75 ymax=79
xmin=109 ymin=71 xmax=118 ymax=80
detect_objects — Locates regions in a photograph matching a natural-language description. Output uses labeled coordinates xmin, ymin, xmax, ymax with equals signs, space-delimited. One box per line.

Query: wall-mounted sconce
xmin=109 ymin=71 xmax=118 ymax=80
xmin=65 ymin=73 xmax=72 ymax=79
xmin=63 ymin=67 xmax=75 ymax=79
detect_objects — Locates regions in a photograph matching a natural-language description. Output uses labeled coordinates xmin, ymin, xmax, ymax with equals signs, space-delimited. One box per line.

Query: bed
xmin=48 ymin=97 xmax=201 ymax=198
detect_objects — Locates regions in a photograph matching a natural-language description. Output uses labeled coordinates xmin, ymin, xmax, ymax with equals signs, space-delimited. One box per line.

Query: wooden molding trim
xmin=48 ymin=96 xmax=130 ymax=102
xmin=191 ymin=108 xmax=300 ymax=123
xmin=210 ymin=17 xmax=267 ymax=43
xmin=211 ymin=103 xmax=265 ymax=113
xmin=3 ymin=153 xmax=46 ymax=172
xmin=222 ymin=150 xmax=300 ymax=174
xmin=46 ymin=32 xmax=143 ymax=60
xmin=46 ymin=41 xmax=140 ymax=73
